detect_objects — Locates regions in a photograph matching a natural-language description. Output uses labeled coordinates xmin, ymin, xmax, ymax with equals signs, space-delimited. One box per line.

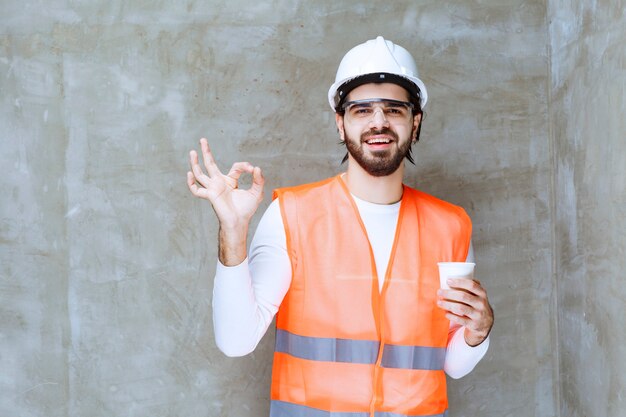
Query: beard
xmin=344 ymin=127 xmax=413 ymax=177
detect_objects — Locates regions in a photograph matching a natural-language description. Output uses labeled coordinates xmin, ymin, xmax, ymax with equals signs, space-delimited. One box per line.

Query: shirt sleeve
xmin=212 ymin=199 xmax=291 ymax=357
xmin=443 ymin=240 xmax=490 ymax=379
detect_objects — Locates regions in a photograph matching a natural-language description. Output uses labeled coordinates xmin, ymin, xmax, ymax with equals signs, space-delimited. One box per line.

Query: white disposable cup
xmin=437 ymin=262 xmax=475 ymax=290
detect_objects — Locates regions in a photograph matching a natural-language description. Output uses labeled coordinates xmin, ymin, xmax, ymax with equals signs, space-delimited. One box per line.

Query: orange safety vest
xmin=271 ymin=175 xmax=472 ymax=417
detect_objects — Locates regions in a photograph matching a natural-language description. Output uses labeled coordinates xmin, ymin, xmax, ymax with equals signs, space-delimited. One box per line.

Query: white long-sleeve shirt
xmin=213 ymin=194 xmax=489 ymax=379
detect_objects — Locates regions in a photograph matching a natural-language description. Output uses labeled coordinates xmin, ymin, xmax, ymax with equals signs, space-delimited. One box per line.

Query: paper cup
xmin=437 ymin=262 xmax=475 ymax=290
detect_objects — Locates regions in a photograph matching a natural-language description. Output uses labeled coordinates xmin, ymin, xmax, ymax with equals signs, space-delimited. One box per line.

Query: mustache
xmin=361 ymin=128 xmax=399 ymax=142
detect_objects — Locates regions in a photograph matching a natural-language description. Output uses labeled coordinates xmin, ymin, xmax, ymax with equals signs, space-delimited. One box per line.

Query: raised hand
xmin=187 ymin=138 xmax=265 ymax=265
xmin=437 ymin=278 xmax=494 ymax=347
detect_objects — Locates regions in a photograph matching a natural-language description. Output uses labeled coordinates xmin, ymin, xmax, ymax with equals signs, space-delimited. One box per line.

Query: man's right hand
xmin=187 ymin=138 xmax=265 ymax=265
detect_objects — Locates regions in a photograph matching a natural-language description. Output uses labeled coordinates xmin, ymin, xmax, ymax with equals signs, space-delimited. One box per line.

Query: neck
xmin=344 ymin=158 xmax=404 ymax=204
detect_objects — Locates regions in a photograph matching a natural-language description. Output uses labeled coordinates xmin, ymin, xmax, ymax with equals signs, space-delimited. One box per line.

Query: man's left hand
xmin=437 ymin=278 xmax=494 ymax=347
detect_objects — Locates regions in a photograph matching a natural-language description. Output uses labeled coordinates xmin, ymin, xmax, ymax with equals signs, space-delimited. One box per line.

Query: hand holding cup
xmin=436 ymin=262 xmax=494 ymax=346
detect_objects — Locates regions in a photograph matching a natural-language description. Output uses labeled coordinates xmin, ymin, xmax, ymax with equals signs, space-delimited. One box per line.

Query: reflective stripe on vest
xmin=276 ymin=329 xmax=446 ymax=370
xmin=270 ymin=400 xmax=449 ymax=417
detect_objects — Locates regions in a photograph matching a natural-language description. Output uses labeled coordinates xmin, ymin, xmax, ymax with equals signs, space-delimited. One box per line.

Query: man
xmin=187 ymin=36 xmax=494 ymax=417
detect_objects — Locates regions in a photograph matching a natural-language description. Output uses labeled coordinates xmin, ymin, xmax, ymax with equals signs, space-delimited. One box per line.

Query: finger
xmin=445 ymin=312 xmax=471 ymax=327
xmin=250 ymin=166 xmax=265 ymax=197
xmin=187 ymin=171 xmax=200 ymax=193
xmin=438 ymin=288 xmax=475 ymax=307
xmin=441 ymin=288 xmax=490 ymax=316
xmin=188 ymin=150 xmax=204 ymax=179
xmin=227 ymin=162 xmax=254 ymax=181
xmin=189 ymin=150 xmax=211 ymax=188
xmin=200 ymin=138 xmax=221 ymax=177
xmin=189 ymin=149 xmax=199 ymax=170
xmin=447 ymin=278 xmax=486 ymax=297
xmin=189 ymin=149 xmax=205 ymax=174
xmin=437 ymin=299 xmax=474 ymax=318
xmin=187 ymin=171 xmax=209 ymax=199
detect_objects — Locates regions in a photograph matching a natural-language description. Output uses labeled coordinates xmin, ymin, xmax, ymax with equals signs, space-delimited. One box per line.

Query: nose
xmin=368 ymin=107 xmax=389 ymax=129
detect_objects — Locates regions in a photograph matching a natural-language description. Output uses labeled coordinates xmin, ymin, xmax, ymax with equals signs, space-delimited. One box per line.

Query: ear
xmin=412 ymin=113 xmax=422 ymax=141
xmin=335 ymin=113 xmax=345 ymax=141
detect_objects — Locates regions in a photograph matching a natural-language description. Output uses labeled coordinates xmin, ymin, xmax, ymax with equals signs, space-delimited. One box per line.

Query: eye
xmin=352 ymin=106 xmax=373 ymax=115
xmin=385 ymin=106 xmax=406 ymax=116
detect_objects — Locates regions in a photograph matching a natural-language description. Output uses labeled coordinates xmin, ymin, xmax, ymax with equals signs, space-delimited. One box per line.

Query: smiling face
xmin=336 ymin=83 xmax=422 ymax=177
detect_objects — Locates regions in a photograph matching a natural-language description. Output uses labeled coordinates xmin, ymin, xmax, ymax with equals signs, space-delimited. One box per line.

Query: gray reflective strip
xmin=381 ymin=345 xmax=446 ymax=370
xmin=276 ymin=330 xmax=445 ymax=370
xmin=270 ymin=400 xmax=369 ymax=417
xmin=270 ymin=401 xmax=448 ymax=417
xmin=275 ymin=329 xmax=379 ymax=364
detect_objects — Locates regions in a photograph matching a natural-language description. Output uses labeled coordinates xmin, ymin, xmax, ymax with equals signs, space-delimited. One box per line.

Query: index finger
xmin=446 ymin=277 xmax=486 ymax=297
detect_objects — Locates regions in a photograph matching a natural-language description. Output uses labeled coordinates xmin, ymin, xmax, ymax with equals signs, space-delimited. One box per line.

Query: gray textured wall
xmin=2 ymin=0 xmax=605 ymax=416
xmin=549 ymin=0 xmax=626 ymax=416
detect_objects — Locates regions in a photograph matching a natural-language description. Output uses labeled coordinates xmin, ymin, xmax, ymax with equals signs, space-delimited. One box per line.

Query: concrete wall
xmin=549 ymin=1 xmax=626 ymax=416
xmin=1 ymin=1 xmax=563 ymax=416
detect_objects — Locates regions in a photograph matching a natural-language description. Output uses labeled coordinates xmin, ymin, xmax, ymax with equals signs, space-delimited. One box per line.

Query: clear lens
xmin=342 ymin=98 xmax=414 ymax=120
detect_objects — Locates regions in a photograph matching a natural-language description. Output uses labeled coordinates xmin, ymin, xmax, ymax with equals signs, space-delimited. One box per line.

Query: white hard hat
xmin=328 ymin=36 xmax=428 ymax=111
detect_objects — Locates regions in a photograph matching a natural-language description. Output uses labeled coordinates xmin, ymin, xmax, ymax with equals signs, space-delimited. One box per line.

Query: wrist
xmin=464 ymin=328 xmax=489 ymax=347
xmin=219 ymin=222 xmax=248 ymax=236
xmin=218 ymin=224 xmax=248 ymax=266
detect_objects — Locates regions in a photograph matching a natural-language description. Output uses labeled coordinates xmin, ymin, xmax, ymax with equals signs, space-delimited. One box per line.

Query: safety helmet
xmin=328 ymin=36 xmax=428 ymax=111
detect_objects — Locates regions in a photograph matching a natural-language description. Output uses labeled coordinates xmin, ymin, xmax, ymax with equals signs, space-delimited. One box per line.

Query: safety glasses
xmin=341 ymin=98 xmax=415 ymax=121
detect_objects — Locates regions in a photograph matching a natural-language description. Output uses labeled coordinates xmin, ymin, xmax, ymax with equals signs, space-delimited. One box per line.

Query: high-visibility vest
xmin=271 ymin=175 xmax=472 ymax=417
